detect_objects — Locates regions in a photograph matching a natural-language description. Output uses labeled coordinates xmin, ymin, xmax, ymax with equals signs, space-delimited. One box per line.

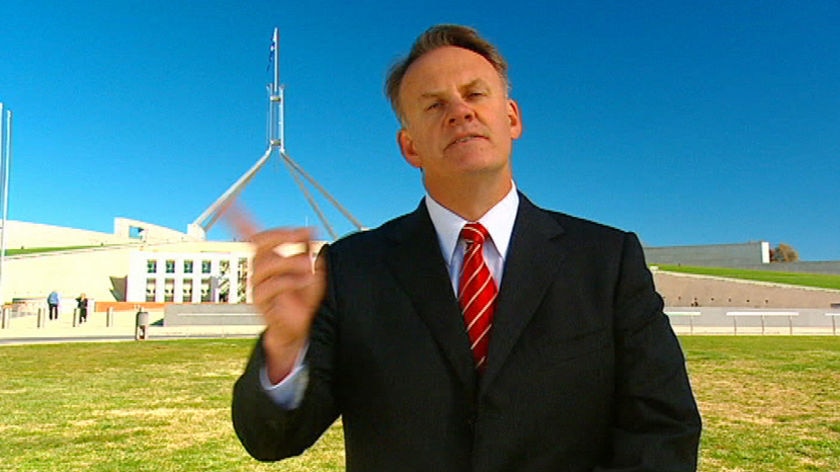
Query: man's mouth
xmin=447 ymin=134 xmax=485 ymax=149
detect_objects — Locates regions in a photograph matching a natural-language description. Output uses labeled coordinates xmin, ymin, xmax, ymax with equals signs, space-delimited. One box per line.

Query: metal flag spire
xmin=189 ymin=28 xmax=363 ymax=241
xmin=0 ymin=103 xmax=12 ymax=307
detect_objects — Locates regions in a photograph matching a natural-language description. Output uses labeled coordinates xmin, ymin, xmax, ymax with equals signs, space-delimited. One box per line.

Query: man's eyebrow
xmin=416 ymin=79 xmax=490 ymax=101
xmin=419 ymin=91 xmax=443 ymax=100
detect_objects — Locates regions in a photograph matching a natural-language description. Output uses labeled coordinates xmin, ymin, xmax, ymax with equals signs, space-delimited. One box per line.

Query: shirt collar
xmin=425 ymin=182 xmax=519 ymax=266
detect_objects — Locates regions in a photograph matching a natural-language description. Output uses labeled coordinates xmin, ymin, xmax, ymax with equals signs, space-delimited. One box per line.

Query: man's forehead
xmin=400 ymin=47 xmax=500 ymax=94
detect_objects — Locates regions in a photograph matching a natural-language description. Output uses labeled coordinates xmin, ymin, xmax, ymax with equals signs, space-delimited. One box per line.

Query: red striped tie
xmin=458 ymin=222 xmax=497 ymax=372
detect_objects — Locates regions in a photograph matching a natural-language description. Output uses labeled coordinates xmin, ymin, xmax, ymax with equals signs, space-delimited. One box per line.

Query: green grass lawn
xmin=680 ymin=336 xmax=840 ymax=471
xmin=5 ymin=245 xmax=113 ymax=256
xmin=1 ymin=337 xmax=838 ymax=471
xmin=656 ymin=264 xmax=840 ymax=291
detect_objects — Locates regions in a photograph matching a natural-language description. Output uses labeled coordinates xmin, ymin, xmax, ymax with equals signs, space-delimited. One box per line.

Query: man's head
xmin=385 ymin=24 xmax=510 ymax=125
xmin=386 ymin=24 xmax=522 ymax=217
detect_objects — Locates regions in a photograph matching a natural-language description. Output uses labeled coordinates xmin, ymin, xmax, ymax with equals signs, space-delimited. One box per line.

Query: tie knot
xmin=460 ymin=222 xmax=489 ymax=246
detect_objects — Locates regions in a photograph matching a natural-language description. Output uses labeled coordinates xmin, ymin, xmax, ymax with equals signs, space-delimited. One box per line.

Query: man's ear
xmin=397 ymin=129 xmax=422 ymax=169
xmin=507 ymin=99 xmax=523 ymax=140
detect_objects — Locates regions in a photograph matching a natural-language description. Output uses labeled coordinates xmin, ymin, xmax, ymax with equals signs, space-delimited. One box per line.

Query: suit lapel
xmin=384 ymin=202 xmax=478 ymax=395
xmin=481 ymin=195 xmax=567 ymax=391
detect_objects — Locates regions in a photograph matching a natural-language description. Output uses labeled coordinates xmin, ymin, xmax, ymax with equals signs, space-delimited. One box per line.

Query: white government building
xmin=1 ymin=217 xmax=322 ymax=311
xmin=0 ymin=30 xmax=352 ymax=314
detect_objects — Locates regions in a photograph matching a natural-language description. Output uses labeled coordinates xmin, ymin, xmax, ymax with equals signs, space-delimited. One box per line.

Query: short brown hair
xmin=385 ymin=24 xmax=510 ymax=124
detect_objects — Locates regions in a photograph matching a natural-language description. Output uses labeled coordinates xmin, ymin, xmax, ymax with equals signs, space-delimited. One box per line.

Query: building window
xmin=183 ymin=260 xmax=193 ymax=274
xmin=145 ymin=279 xmax=156 ymax=302
xmin=164 ymin=279 xmax=175 ymax=302
xmin=218 ymin=260 xmax=230 ymax=303
xmin=182 ymin=279 xmax=193 ymax=302
xmin=201 ymin=260 xmax=212 ymax=274
xmin=238 ymin=257 xmax=249 ymax=303
xmin=146 ymin=260 xmax=157 ymax=274
xmin=165 ymin=260 xmax=175 ymax=274
xmin=200 ymin=278 xmax=211 ymax=302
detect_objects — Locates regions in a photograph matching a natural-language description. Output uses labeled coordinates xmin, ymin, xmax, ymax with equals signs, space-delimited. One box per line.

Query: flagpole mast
xmin=190 ymin=27 xmax=364 ymax=240
xmin=273 ymin=27 xmax=280 ymax=98
xmin=0 ymin=104 xmax=12 ymax=305
xmin=269 ymin=27 xmax=285 ymax=153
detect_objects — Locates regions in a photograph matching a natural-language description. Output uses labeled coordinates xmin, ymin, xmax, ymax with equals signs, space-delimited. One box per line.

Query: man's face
xmin=396 ymin=46 xmax=522 ymax=193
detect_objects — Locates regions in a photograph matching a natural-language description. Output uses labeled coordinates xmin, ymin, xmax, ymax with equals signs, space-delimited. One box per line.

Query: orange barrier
xmin=93 ymin=301 xmax=167 ymax=313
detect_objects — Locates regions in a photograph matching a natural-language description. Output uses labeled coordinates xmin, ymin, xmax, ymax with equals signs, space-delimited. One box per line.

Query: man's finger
xmin=220 ymin=199 xmax=261 ymax=240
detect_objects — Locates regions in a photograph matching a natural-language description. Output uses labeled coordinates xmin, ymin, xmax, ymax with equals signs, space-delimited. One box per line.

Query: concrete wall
xmin=4 ymin=220 xmax=138 ymax=248
xmin=163 ymin=303 xmax=263 ymax=326
xmin=113 ymin=217 xmax=200 ymax=243
xmin=643 ymin=241 xmax=840 ymax=275
xmin=4 ymin=246 xmax=137 ymax=304
xmin=653 ymin=270 xmax=840 ymax=309
xmin=644 ymin=241 xmax=769 ymax=267
xmin=5 ymin=217 xmax=207 ymax=251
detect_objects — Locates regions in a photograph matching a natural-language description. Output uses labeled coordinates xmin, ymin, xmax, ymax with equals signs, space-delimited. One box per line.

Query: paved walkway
xmin=3 ymin=309 xmax=835 ymax=346
xmin=0 ymin=310 xmax=263 ymax=345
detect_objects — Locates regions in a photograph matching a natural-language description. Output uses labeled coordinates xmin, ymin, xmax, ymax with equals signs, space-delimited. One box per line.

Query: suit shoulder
xmin=543 ymin=208 xmax=631 ymax=241
xmin=530 ymin=205 xmax=647 ymax=262
xmin=326 ymin=210 xmax=416 ymax=255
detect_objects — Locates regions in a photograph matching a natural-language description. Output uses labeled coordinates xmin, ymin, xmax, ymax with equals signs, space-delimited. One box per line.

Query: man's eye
xmin=425 ymin=102 xmax=442 ymax=111
xmin=468 ymin=91 xmax=486 ymax=98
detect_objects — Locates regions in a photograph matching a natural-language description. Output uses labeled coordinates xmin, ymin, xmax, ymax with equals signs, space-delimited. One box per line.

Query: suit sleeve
xmin=596 ymin=232 xmax=702 ymax=471
xmin=231 ymin=250 xmax=341 ymax=462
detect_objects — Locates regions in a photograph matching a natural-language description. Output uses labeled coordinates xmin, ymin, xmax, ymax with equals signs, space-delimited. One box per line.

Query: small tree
xmin=771 ymin=243 xmax=799 ymax=262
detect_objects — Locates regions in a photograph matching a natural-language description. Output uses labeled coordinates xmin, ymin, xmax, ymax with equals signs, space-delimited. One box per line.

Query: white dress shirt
xmin=261 ymin=183 xmax=521 ymax=408
xmin=424 ymin=183 xmax=519 ymax=294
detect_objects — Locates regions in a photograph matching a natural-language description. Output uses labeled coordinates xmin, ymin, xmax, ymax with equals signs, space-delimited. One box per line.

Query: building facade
xmin=126 ymin=250 xmax=251 ymax=304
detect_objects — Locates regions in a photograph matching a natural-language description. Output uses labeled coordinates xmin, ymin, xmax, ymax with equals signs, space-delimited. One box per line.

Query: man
xmin=76 ymin=293 xmax=89 ymax=324
xmin=47 ymin=290 xmax=60 ymax=320
xmin=232 ymin=24 xmax=701 ymax=471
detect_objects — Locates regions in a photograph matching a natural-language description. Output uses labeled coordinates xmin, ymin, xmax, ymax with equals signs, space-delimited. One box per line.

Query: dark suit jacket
xmin=232 ymin=194 xmax=701 ymax=471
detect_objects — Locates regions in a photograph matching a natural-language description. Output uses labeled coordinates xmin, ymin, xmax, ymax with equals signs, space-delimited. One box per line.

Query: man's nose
xmin=447 ymin=99 xmax=475 ymax=125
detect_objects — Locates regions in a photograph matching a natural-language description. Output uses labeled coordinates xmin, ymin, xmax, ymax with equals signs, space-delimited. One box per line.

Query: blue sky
xmin=2 ymin=1 xmax=838 ymax=260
